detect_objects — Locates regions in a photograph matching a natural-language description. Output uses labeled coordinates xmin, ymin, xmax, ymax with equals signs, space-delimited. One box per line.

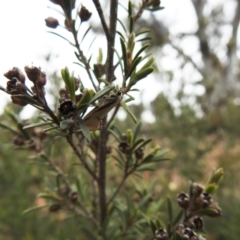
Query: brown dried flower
xmin=45 ymin=17 xmax=59 ymax=28
xmin=78 ymin=6 xmax=92 ymax=22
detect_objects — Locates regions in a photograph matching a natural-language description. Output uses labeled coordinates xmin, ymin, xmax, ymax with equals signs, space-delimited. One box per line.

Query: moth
xmin=83 ymin=91 xmax=123 ymax=131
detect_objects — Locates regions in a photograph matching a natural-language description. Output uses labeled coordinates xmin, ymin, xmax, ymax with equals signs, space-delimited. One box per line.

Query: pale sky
xmin=0 ymin=0 xmax=237 ymax=120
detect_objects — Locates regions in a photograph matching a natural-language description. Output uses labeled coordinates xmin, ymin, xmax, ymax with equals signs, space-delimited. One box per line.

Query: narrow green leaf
xmin=125 ymin=56 xmax=142 ymax=80
xmin=136 ymin=28 xmax=151 ymax=37
xmin=113 ymin=47 xmax=124 ymax=74
xmin=78 ymin=117 xmax=91 ymax=142
xmin=129 ymin=67 xmax=154 ymax=87
xmin=73 ymin=61 xmax=85 ymax=69
xmin=22 ymin=205 xmax=48 ymax=215
xmin=128 ymin=0 xmax=132 ymax=16
xmin=136 ymin=163 xmax=155 ymax=171
xmin=147 ymin=6 xmax=165 ymax=12
xmin=151 ymin=149 xmax=169 ymax=161
xmin=0 ymin=122 xmax=20 ymax=135
xmin=116 ymin=31 xmax=125 ymax=40
xmin=129 ymin=138 xmax=144 ymax=153
xmin=120 ymin=37 xmax=127 ymax=75
xmin=132 ymin=45 xmax=151 ymax=66
xmin=121 ymin=101 xmax=137 ymax=123
xmin=129 ymin=15 xmax=134 ymax=33
xmin=77 ymin=89 xmax=95 ymax=110
xmin=173 ymin=209 xmax=184 ymax=227
xmin=61 ymin=67 xmax=76 ymax=102
xmin=81 ymin=26 xmax=92 ymax=44
xmin=130 ymin=139 xmax=152 ymax=155
xmin=117 ymin=19 xmax=127 ymax=34
xmin=150 ymin=220 xmax=157 ymax=235
xmin=89 ymin=85 xmax=114 ymax=104
xmin=136 ymin=37 xmax=152 ymax=42
xmin=167 ymin=197 xmax=173 ymax=225
xmin=48 ymin=31 xmax=74 ymax=46
xmin=43 ymin=126 xmax=59 ymax=132
xmin=87 ymin=36 xmax=97 ymax=54
xmin=37 ymin=193 xmax=61 ymax=202
xmin=141 ymin=57 xmax=155 ymax=69
xmin=133 ymin=122 xmax=142 ymax=141
xmin=108 ymin=129 xmax=122 ymax=142
xmin=23 ymin=121 xmax=54 ymax=129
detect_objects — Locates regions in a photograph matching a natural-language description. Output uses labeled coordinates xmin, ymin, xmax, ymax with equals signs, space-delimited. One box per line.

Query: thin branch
xmin=134 ymin=0 xmax=147 ymax=21
xmin=66 ymin=133 xmax=99 ymax=182
xmin=71 ymin=25 xmax=98 ymax=91
xmin=106 ymin=104 xmax=120 ymax=128
xmin=107 ymin=172 xmax=127 ymax=206
xmin=92 ymin=0 xmax=110 ymax=41
xmin=47 ymin=158 xmax=98 ymax=226
xmin=105 ymin=0 xmax=118 ymax=82
xmin=97 ymin=0 xmax=119 ymax=227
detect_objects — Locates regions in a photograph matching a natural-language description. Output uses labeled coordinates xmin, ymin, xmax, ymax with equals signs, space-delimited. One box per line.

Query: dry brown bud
xmin=177 ymin=192 xmax=190 ymax=209
xmin=118 ymin=142 xmax=130 ymax=154
xmin=135 ymin=148 xmax=144 ymax=159
xmin=45 ymin=17 xmax=59 ymax=29
xmin=11 ymin=95 xmax=28 ymax=106
xmin=4 ymin=67 xmax=25 ymax=83
xmin=13 ymin=136 xmax=25 ymax=146
xmin=24 ymin=66 xmax=40 ymax=83
xmin=69 ymin=191 xmax=78 ymax=203
xmin=58 ymin=99 xmax=76 ymax=116
xmin=49 ymin=203 xmax=61 ymax=212
xmin=37 ymin=71 xmax=47 ymax=87
xmin=78 ymin=6 xmax=92 ymax=22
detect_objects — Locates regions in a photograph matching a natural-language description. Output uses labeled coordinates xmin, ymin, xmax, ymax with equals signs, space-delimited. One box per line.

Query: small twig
xmin=134 ymin=0 xmax=147 ymax=21
xmin=107 ymin=172 xmax=128 ymax=206
xmin=92 ymin=0 xmax=110 ymax=41
xmin=106 ymin=104 xmax=120 ymax=128
xmin=47 ymin=158 xmax=98 ymax=226
xmin=66 ymin=133 xmax=99 ymax=182
xmin=71 ymin=25 xmax=98 ymax=91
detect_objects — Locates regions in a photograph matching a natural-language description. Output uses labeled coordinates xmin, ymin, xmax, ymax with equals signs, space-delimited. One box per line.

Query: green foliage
xmin=0 ymin=0 xmax=229 ymax=240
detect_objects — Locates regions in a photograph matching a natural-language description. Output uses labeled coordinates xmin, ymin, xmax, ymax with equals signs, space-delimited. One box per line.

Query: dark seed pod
xmin=45 ymin=17 xmax=59 ymax=28
xmin=78 ymin=6 xmax=92 ymax=22
xmin=58 ymin=99 xmax=76 ymax=117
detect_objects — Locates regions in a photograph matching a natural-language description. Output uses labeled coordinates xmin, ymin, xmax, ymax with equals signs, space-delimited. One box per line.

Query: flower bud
xmin=13 ymin=136 xmax=25 ymax=146
xmin=49 ymin=203 xmax=61 ymax=212
xmin=177 ymin=192 xmax=190 ymax=209
xmin=135 ymin=148 xmax=144 ymax=159
xmin=4 ymin=67 xmax=25 ymax=83
xmin=200 ymin=192 xmax=212 ymax=208
xmin=154 ymin=228 xmax=169 ymax=240
xmin=11 ymin=95 xmax=28 ymax=106
xmin=118 ymin=141 xmax=130 ymax=154
xmin=24 ymin=66 xmax=40 ymax=83
xmin=45 ymin=17 xmax=59 ymax=28
xmin=69 ymin=191 xmax=78 ymax=203
xmin=192 ymin=216 xmax=204 ymax=230
xmin=78 ymin=6 xmax=92 ymax=22
xmin=58 ymin=99 xmax=76 ymax=117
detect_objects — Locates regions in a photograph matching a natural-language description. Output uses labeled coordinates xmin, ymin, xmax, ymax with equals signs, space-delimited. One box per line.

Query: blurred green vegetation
xmin=1 ymin=89 xmax=239 ymax=239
